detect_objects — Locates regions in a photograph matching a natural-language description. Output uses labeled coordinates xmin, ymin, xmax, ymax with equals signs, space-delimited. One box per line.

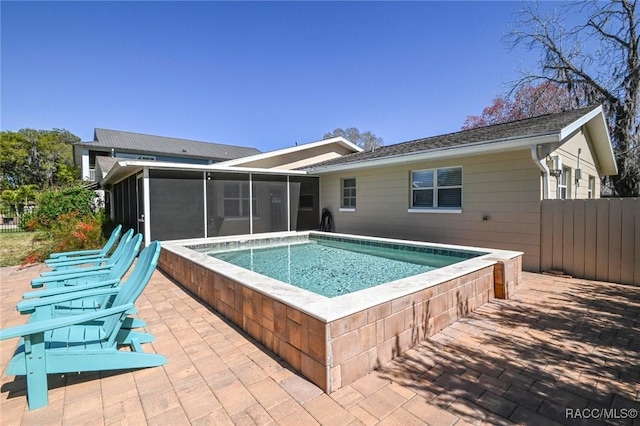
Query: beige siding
xmin=319 ymin=150 xmax=543 ymax=271
xmin=549 ymin=130 xmax=601 ymax=199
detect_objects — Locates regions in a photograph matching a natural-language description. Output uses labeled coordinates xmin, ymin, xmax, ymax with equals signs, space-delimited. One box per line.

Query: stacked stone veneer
xmin=159 ymin=249 xmax=519 ymax=393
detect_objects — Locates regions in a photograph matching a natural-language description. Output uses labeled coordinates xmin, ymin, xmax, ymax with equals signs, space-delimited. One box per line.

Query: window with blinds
xmin=411 ymin=167 xmax=462 ymax=209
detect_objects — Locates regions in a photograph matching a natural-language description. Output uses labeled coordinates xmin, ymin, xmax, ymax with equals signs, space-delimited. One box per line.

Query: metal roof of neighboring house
xmin=304 ymin=106 xmax=608 ymax=171
xmin=78 ymin=128 xmax=261 ymax=161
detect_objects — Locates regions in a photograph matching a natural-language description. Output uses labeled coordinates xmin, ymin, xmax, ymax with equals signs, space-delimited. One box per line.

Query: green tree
xmin=27 ymin=185 xmax=96 ymax=229
xmin=1 ymin=185 xmax=37 ymax=214
xmin=323 ymin=127 xmax=384 ymax=151
xmin=1 ymin=189 xmax=20 ymax=214
xmin=0 ymin=128 xmax=80 ymax=190
xmin=508 ymin=0 xmax=639 ymax=196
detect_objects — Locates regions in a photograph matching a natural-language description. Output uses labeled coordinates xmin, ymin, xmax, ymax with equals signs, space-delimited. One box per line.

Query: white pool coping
xmin=163 ymin=231 xmax=522 ymax=323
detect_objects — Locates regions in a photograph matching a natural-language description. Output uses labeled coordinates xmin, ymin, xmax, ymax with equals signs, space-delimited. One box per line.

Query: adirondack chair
xmin=38 ymin=229 xmax=135 ymax=276
xmin=0 ymin=242 xmax=166 ymax=410
xmin=46 ymin=224 xmax=123 ymax=262
xmin=26 ymin=235 xmax=145 ymax=328
xmin=30 ymin=233 xmax=142 ymax=289
xmin=21 ymin=241 xmax=161 ymax=331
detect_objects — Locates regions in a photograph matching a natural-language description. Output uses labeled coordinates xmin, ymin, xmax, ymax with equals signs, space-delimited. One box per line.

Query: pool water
xmin=211 ymin=239 xmax=471 ymax=297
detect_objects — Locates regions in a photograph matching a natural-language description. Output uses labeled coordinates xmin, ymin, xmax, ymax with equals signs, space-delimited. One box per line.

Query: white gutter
xmin=531 ymin=145 xmax=551 ymax=199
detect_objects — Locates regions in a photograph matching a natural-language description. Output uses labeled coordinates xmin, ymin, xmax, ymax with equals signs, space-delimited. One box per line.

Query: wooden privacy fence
xmin=540 ymin=198 xmax=640 ymax=286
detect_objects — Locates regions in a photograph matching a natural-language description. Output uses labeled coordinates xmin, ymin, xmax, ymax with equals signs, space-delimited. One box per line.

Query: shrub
xmin=24 ymin=186 xmax=96 ymax=230
xmin=22 ymin=212 xmax=105 ymax=265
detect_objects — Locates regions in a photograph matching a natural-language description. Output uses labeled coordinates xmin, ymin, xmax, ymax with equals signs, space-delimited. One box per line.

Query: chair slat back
xmin=104 ymin=229 xmax=134 ymax=266
xmin=104 ymin=233 xmax=143 ymax=281
xmin=98 ymin=224 xmax=123 ymax=257
xmin=102 ymin=241 xmax=162 ymax=344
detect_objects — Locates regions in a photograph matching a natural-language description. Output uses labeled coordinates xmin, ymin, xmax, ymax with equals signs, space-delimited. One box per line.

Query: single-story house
xmin=98 ymin=105 xmax=617 ymax=272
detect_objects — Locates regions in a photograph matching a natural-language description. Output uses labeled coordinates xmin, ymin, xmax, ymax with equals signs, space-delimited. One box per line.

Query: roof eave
xmin=581 ymin=108 xmax=618 ymax=176
xmin=217 ymin=136 xmax=362 ymax=168
xmin=101 ymin=160 xmax=310 ymax=186
xmin=306 ymin=133 xmax=560 ymax=174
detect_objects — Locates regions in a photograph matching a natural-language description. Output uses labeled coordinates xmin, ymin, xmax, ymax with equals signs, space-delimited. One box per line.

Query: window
xmin=223 ymin=182 xmax=256 ymax=217
xmin=588 ymin=176 xmax=596 ymax=199
xmin=341 ymin=178 xmax=356 ymax=208
xmin=411 ymin=167 xmax=462 ymax=209
xmin=299 ymin=181 xmax=314 ymax=210
xmin=117 ymin=152 xmax=156 ymax=161
xmin=558 ymin=166 xmax=571 ymax=199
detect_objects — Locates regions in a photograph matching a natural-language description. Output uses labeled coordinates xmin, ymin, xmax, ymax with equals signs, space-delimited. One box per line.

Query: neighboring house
xmin=303 ymin=105 xmax=617 ymax=271
xmin=73 ymin=128 xmax=261 ymax=182
xmin=94 ymin=105 xmax=617 ymax=272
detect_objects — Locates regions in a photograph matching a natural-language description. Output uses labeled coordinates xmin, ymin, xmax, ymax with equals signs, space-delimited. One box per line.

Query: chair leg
xmin=24 ymin=333 xmax=49 ymax=410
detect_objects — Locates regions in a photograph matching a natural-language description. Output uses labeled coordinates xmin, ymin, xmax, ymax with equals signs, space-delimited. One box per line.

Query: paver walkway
xmin=1 ymin=265 xmax=639 ymax=425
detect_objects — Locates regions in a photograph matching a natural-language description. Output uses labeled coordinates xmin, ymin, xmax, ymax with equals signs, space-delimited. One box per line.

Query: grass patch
xmin=0 ymin=232 xmax=47 ymax=267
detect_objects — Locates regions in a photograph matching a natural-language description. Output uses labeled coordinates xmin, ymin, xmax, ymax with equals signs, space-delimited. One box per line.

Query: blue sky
xmin=2 ymin=1 xmax=563 ymax=152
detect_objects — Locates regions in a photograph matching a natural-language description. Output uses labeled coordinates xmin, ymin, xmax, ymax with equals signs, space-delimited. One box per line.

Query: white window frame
xmin=408 ymin=167 xmax=463 ymax=213
xmin=340 ymin=178 xmax=356 ymax=211
xmin=558 ymin=166 xmax=571 ymax=199
xmin=588 ymin=175 xmax=595 ymax=199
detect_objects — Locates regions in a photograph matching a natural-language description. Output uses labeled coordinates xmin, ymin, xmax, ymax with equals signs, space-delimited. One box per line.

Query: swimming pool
xmin=159 ymin=231 xmax=522 ymax=393
xmin=207 ymin=234 xmax=482 ymax=297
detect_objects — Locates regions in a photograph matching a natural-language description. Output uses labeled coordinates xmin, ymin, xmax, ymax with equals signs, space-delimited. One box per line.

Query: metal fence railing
xmin=0 ymin=208 xmax=23 ymax=233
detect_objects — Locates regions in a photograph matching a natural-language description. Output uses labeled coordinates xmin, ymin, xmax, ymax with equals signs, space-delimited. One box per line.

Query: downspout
xmin=531 ymin=145 xmax=551 ymax=199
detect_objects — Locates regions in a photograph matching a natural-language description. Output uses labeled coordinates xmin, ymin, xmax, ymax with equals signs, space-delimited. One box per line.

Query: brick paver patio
xmin=1 ymin=265 xmax=639 ymax=425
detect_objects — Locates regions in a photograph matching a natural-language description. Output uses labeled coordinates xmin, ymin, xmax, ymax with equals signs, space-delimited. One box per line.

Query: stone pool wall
xmin=158 ymin=248 xmax=512 ymax=392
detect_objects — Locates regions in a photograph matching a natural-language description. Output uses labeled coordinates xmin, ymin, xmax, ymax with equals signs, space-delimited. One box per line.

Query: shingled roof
xmin=305 ymin=106 xmax=600 ymax=170
xmin=81 ymin=128 xmax=260 ymax=161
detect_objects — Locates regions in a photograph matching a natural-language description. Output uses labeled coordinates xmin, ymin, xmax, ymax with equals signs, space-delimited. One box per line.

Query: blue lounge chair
xmin=27 ymin=234 xmax=145 ymax=329
xmin=30 ymin=231 xmax=141 ymax=288
xmin=46 ymin=224 xmax=123 ymax=262
xmin=21 ymin=241 xmax=161 ymax=331
xmin=38 ymin=229 xmax=135 ymax=275
xmin=0 ymin=242 xmax=166 ymax=410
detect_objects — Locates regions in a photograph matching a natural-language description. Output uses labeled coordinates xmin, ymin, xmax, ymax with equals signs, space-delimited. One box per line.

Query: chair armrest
xmin=22 ymin=279 xmax=121 ymax=299
xmin=0 ymin=303 xmax=134 ymax=340
xmin=47 ymin=256 xmax=108 ymax=269
xmin=30 ymin=268 xmax=113 ymax=288
xmin=38 ymin=264 xmax=112 ymax=278
xmin=46 ymin=253 xmax=103 ymax=265
xmin=17 ymin=287 xmax=121 ymax=313
xmin=49 ymin=248 xmax=102 ymax=259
